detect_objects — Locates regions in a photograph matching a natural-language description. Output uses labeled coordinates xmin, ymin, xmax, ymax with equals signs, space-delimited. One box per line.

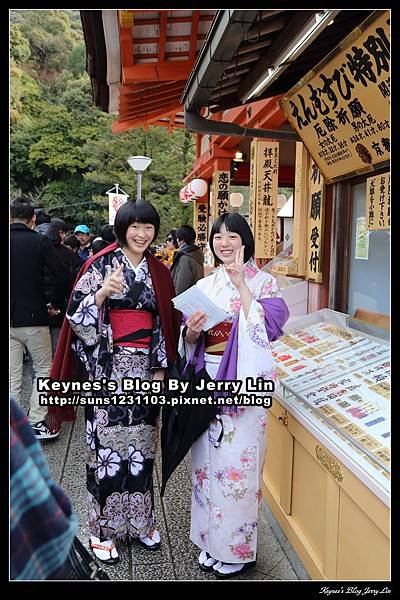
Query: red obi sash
xmin=205 ymin=321 xmax=232 ymax=355
xmin=109 ymin=309 xmax=153 ymax=348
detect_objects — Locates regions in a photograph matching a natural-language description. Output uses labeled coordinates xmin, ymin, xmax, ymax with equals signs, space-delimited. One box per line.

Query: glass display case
xmin=270 ymin=308 xmax=390 ymax=500
xmin=262 ymin=243 xmax=298 ymax=276
xmin=274 ymin=274 xmax=308 ymax=319
xmin=262 ymin=246 xmax=308 ymax=319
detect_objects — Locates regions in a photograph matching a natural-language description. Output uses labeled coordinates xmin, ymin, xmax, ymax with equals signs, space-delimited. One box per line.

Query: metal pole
xmin=137 ymin=171 xmax=142 ymax=199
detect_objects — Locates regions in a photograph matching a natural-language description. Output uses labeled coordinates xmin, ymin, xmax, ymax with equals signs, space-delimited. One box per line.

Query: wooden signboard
xmin=249 ymin=140 xmax=279 ymax=259
xmin=211 ymin=170 xmax=230 ymax=221
xmin=292 ymin=142 xmax=310 ymax=276
xmin=366 ymin=172 xmax=390 ymax=230
xmin=280 ymin=11 xmax=390 ymax=183
xmin=249 ymin=140 xmax=257 ymax=233
xmin=306 ymin=161 xmax=325 ymax=283
xmin=193 ymin=199 xmax=209 ymax=251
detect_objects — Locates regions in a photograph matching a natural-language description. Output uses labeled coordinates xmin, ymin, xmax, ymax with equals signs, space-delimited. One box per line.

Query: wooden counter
xmin=262 ymin=394 xmax=390 ymax=580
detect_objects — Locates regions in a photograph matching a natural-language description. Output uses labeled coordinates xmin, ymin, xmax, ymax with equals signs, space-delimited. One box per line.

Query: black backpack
xmin=60 ymin=536 xmax=110 ymax=580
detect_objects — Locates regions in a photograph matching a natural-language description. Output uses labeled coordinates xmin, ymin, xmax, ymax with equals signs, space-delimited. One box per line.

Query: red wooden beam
xmin=157 ymin=11 xmax=167 ymax=62
xmin=119 ymin=82 xmax=184 ymax=107
xmin=122 ymin=61 xmax=194 ymax=83
xmin=119 ymin=81 xmax=180 ymax=95
xmin=168 ymin=113 xmax=176 ymax=134
xmin=130 ymin=34 xmax=206 ymax=44
xmin=119 ymin=11 xmax=134 ymax=68
xmin=133 ymin=51 xmax=200 ymax=60
xmin=120 ymin=94 xmax=183 ymax=118
xmin=196 ymin=135 xmax=202 ymax=159
xmin=213 ymin=157 xmax=231 ymax=172
xmin=132 ymin=14 xmax=213 ymax=26
xmin=152 ymin=120 xmax=185 ymax=130
xmin=120 ymin=90 xmax=182 ymax=111
xmin=246 ymin=96 xmax=282 ymax=127
xmin=218 ymin=100 xmax=287 ymax=150
xmin=112 ymin=102 xmax=182 ymax=133
xmin=120 ymin=81 xmax=184 ymax=98
xmin=189 ymin=10 xmax=200 ymax=61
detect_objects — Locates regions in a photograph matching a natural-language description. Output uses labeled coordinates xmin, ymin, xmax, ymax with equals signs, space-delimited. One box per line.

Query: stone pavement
xmin=20 ymin=361 xmax=310 ymax=582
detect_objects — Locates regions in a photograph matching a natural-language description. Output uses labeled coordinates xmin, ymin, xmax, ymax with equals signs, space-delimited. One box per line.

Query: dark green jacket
xmin=170 ymin=244 xmax=204 ymax=295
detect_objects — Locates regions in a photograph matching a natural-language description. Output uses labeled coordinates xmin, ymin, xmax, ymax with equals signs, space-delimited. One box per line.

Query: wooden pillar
xmin=328 ymin=181 xmax=352 ymax=313
xmin=293 ymin=142 xmax=309 ymax=276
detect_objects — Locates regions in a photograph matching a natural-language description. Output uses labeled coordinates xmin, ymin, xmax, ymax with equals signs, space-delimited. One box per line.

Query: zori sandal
xmin=212 ymin=560 xmax=257 ymax=579
xmin=137 ymin=528 xmax=161 ymax=551
xmin=89 ymin=536 xmax=119 ymax=565
xmin=198 ymin=550 xmax=218 ymax=572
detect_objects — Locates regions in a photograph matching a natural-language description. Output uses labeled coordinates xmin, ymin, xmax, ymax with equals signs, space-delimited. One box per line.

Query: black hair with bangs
xmin=209 ymin=212 xmax=255 ymax=264
xmin=114 ymin=200 xmax=160 ymax=246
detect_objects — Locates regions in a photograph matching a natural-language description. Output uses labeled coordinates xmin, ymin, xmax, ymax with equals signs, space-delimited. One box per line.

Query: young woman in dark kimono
xmin=49 ymin=200 xmax=180 ymax=564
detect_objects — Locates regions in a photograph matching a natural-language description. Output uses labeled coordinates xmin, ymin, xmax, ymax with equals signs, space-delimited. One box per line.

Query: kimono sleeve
xmin=149 ymin=313 xmax=168 ymax=369
xmin=237 ymin=274 xmax=281 ymax=386
xmin=66 ymin=263 xmax=106 ymax=347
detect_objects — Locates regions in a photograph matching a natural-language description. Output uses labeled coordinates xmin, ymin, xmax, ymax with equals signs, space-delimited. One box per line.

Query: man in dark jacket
xmin=64 ymin=235 xmax=85 ymax=277
xmin=170 ymin=225 xmax=204 ymax=295
xmin=35 ymin=222 xmax=74 ymax=356
xmin=10 ymin=197 xmax=69 ymax=440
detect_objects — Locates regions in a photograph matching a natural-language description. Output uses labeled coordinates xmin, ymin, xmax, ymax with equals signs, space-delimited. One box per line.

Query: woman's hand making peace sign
xmin=225 ymin=245 xmax=246 ymax=290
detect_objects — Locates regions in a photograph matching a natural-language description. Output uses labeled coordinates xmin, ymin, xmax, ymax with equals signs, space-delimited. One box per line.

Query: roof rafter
xmin=112 ymin=102 xmax=182 ymax=133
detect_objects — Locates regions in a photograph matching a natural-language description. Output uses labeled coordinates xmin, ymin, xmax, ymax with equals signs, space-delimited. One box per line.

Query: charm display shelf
xmin=262 ymin=308 xmax=390 ymax=580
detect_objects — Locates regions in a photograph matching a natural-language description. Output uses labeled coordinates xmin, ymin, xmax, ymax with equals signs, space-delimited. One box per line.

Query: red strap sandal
xmin=89 ymin=539 xmax=120 ymax=565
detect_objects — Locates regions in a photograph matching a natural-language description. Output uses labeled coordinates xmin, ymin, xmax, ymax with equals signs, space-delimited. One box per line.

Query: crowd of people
xmin=10 ymin=195 xmax=289 ymax=580
xmin=10 ymin=198 xmax=119 ymax=440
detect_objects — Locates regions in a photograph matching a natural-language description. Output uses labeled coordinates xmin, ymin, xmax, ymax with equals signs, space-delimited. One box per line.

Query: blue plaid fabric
xmin=10 ymin=399 xmax=77 ymax=580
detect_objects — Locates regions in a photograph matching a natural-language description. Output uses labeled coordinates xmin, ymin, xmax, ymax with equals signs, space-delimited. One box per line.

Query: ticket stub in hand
xmin=172 ymin=285 xmax=229 ymax=331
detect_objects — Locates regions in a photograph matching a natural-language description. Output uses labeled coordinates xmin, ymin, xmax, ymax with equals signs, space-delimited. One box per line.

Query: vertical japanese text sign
xmin=366 ymin=172 xmax=390 ymax=230
xmin=306 ymin=161 xmax=325 ymax=282
xmin=280 ymin=11 xmax=390 ymax=182
xmin=254 ymin=141 xmax=279 ymax=259
xmin=211 ymin=171 xmax=230 ymax=221
xmin=108 ymin=192 xmax=129 ymax=225
xmin=249 ymin=140 xmax=258 ymax=233
xmin=194 ymin=199 xmax=209 ymax=251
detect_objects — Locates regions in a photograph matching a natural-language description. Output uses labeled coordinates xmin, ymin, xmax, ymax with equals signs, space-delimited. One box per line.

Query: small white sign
xmin=355 ymin=217 xmax=369 ymax=260
xmin=108 ymin=192 xmax=128 ymax=225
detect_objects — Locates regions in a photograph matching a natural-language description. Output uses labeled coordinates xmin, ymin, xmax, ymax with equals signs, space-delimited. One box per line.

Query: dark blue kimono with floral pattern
xmin=67 ymin=247 xmax=166 ymax=541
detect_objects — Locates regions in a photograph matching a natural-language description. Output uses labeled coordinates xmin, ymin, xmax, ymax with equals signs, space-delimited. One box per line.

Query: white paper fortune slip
xmin=172 ymin=285 xmax=229 ymax=331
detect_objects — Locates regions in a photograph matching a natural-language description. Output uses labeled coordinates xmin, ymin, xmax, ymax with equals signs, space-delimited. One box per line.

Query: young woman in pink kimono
xmin=182 ymin=212 xmax=289 ymax=579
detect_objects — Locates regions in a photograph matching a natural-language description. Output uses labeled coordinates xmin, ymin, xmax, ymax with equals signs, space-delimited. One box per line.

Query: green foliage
xmin=10 ymin=119 xmax=44 ymax=189
xmin=58 ymin=74 xmax=98 ymax=115
xmin=10 ymin=23 xmax=31 ymax=63
xmin=10 ymin=9 xmax=196 ymax=235
xmin=10 ymin=66 xmax=23 ymax=123
xmin=68 ymin=43 xmax=86 ymax=76
xmin=11 ymin=67 xmax=44 ymax=125
xmin=41 ymin=178 xmax=109 ymax=231
xmin=12 ymin=10 xmax=75 ymax=74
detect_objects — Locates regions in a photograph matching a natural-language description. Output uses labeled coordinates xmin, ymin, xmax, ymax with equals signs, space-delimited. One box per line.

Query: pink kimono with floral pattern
xmin=181 ymin=260 xmax=282 ymax=564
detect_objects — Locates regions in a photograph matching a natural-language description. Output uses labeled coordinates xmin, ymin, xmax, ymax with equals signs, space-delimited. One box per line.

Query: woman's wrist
xmin=185 ymin=328 xmax=201 ymax=344
xmin=95 ymin=289 xmax=107 ymax=307
xmin=236 ymin=281 xmax=248 ymax=293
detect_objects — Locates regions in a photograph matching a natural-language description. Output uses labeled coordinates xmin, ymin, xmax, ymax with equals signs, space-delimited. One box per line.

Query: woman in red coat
xmin=50 ymin=200 xmax=180 ymax=564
